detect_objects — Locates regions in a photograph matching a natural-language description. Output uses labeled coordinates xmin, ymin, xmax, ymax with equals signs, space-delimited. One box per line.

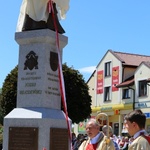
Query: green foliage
xmin=0 ymin=111 xmax=2 ymax=126
xmin=63 ymin=63 xmax=92 ymax=123
xmin=0 ymin=89 xmax=3 ymax=125
xmin=0 ymin=125 xmax=3 ymax=144
xmin=0 ymin=64 xmax=91 ymax=124
xmin=1 ymin=66 xmax=18 ymax=119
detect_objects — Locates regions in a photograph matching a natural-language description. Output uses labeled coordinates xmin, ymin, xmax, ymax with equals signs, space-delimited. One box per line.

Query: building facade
xmin=88 ymin=50 xmax=150 ymax=135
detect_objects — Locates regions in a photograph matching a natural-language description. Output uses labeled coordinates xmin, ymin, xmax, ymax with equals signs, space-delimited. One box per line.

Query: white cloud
xmin=78 ymin=66 xmax=96 ymax=74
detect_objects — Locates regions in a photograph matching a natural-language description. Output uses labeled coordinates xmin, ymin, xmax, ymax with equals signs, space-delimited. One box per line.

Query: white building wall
xmin=87 ymin=71 xmax=96 ymax=107
xmin=96 ymin=51 xmax=123 ymax=106
xmin=135 ymin=64 xmax=150 ymax=102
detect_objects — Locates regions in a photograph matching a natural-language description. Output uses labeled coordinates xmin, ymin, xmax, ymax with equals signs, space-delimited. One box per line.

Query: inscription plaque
xmin=9 ymin=127 xmax=38 ymax=150
xmin=50 ymin=128 xmax=68 ymax=150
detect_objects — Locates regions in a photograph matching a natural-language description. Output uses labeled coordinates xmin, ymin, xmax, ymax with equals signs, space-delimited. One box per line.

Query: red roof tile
xmin=116 ymin=78 xmax=134 ymax=88
xmin=110 ymin=50 xmax=150 ymax=66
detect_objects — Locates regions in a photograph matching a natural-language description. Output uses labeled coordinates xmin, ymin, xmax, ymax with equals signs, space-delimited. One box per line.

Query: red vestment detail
xmin=86 ymin=143 xmax=98 ymax=150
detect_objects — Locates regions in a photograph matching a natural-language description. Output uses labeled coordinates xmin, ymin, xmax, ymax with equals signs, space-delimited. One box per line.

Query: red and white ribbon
xmin=48 ymin=0 xmax=72 ymax=145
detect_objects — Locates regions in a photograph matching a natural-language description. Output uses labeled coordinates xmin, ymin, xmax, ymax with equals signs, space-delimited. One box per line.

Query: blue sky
xmin=1 ymin=0 xmax=150 ymax=88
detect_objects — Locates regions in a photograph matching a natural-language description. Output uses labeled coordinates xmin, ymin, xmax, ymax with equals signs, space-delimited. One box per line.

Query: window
xmin=105 ymin=62 xmax=111 ymax=77
xmin=104 ymin=86 xmax=111 ymax=101
xmin=122 ymin=89 xmax=130 ymax=99
xmin=139 ymin=80 xmax=147 ymax=97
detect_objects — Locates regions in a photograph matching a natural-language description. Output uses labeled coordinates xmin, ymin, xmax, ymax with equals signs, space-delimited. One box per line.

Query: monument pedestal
xmin=3 ymin=29 xmax=70 ymax=150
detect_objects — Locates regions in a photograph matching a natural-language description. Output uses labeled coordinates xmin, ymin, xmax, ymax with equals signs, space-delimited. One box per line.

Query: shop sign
xmin=135 ymin=102 xmax=150 ymax=108
xmin=137 ymin=103 xmax=147 ymax=108
xmin=114 ymin=109 xmax=120 ymax=115
xmin=145 ymin=113 xmax=150 ymax=118
xmin=101 ymin=107 xmax=112 ymax=111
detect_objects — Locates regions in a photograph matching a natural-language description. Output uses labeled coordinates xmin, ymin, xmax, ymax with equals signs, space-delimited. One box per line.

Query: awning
xmin=92 ymin=103 xmax=132 ymax=113
xmin=116 ymin=78 xmax=134 ymax=88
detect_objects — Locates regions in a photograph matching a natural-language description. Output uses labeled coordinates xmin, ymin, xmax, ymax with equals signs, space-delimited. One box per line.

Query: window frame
xmin=104 ymin=86 xmax=111 ymax=101
xmin=122 ymin=88 xmax=131 ymax=99
xmin=105 ymin=61 xmax=111 ymax=77
xmin=139 ymin=80 xmax=147 ymax=97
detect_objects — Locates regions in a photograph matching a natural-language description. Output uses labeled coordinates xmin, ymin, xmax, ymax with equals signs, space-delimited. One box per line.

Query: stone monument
xmin=3 ymin=0 xmax=71 ymax=149
xmin=3 ymin=28 xmax=70 ymax=150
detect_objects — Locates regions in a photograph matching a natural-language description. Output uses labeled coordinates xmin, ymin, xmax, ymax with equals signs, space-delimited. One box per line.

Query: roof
xmin=116 ymin=76 xmax=150 ymax=88
xmin=117 ymin=61 xmax=150 ymax=87
xmin=142 ymin=61 xmax=150 ymax=68
xmin=110 ymin=50 xmax=150 ymax=66
xmin=147 ymin=78 xmax=150 ymax=83
xmin=95 ymin=50 xmax=150 ymax=87
xmin=86 ymin=70 xmax=96 ymax=83
xmin=116 ymin=76 xmax=134 ymax=88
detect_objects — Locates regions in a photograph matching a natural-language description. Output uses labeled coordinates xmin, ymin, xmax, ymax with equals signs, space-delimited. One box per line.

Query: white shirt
xmin=133 ymin=129 xmax=146 ymax=139
xmin=90 ymin=132 xmax=101 ymax=144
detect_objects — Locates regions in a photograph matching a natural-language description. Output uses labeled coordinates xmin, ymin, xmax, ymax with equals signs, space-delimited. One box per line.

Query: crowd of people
xmin=72 ymin=132 xmax=133 ymax=150
xmin=72 ymin=133 xmax=88 ymax=150
xmin=72 ymin=109 xmax=150 ymax=150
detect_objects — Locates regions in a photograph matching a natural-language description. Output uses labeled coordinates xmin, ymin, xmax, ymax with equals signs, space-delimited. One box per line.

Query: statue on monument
xmin=16 ymin=0 xmax=69 ymax=34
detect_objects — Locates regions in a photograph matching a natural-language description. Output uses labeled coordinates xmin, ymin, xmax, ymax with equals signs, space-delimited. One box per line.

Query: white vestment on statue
xmin=16 ymin=0 xmax=69 ymax=32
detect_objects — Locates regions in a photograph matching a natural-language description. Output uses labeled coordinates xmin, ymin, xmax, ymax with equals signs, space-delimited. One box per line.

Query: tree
xmin=0 ymin=64 xmax=91 ymax=124
xmin=63 ymin=63 xmax=91 ymax=123
xmin=0 ymin=66 xmax=18 ymax=124
xmin=0 ymin=88 xmax=3 ymax=125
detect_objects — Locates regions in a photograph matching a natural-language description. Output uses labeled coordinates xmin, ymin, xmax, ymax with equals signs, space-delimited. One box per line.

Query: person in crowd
xmin=78 ymin=118 xmax=115 ymax=150
xmin=119 ymin=136 xmax=129 ymax=150
xmin=118 ymin=136 xmax=126 ymax=149
xmin=72 ymin=132 xmax=77 ymax=147
xmin=116 ymin=135 xmax=121 ymax=144
xmin=124 ymin=109 xmax=150 ymax=150
xmin=73 ymin=134 xmax=87 ymax=150
xmin=112 ymin=134 xmax=118 ymax=143
xmin=102 ymin=125 xmax=120 ymax=150
xmin=128 ymin=137 xmax=134 ymax=146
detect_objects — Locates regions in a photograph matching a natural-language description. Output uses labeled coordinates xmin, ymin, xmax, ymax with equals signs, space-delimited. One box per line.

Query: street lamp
xmin=128 ymin=87 xmax=135 ymax=110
